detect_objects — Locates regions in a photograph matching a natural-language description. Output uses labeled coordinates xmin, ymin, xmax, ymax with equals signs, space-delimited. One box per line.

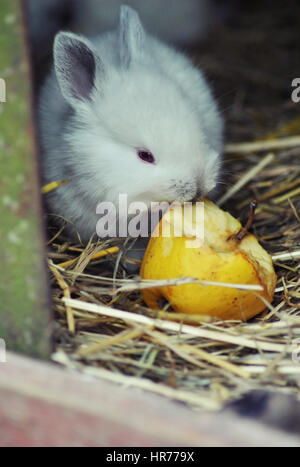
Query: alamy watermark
xmin=291 ymin=78 xmax=300 ymax=103
xmin=292 ymin=338 xmax=300 ymax=364
xmin=95 ymin=196 xmax=205 ymax=247
xmin=0 ymin=339 xmax=6 ymax=363
xmin=0 ymin=78 xmax=6 ymax=103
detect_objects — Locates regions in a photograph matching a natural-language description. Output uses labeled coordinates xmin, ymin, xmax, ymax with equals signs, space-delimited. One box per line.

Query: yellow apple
xmin=140 ymin=200 xmax=277 ymax=321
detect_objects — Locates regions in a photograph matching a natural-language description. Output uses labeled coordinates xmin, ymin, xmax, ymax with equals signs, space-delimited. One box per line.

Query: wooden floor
xmin=0 ymin=352 xmax=299 ymax=447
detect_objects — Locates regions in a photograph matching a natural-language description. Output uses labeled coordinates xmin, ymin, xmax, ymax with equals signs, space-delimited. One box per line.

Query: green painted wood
xmin=0 ymin=0 xmax=52 ymax=358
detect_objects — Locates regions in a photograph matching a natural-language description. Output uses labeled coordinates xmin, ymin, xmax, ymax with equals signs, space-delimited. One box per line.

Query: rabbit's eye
xmin=137 ymin=150 xmax=155 ymax=164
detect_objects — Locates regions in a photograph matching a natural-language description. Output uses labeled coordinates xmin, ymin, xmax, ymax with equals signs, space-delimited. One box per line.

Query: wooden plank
xmin=0 ymin=352 xmax=299 ymax=447
xmin=0 ymin=0 xmax=52 ymax=358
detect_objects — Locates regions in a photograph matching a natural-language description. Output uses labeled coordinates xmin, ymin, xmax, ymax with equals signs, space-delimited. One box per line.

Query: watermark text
xmin=0 ymin=78 xmax=6 ymax=103
xmin=0 ymin=339 xmax=6 ymax=363
xmin=96 ymin=195 xmax=205 ymax=248
xmin=291 ymin=78 xmax=300 ymax=103
xmin=292 ymin=338 xmax=300 ymax=364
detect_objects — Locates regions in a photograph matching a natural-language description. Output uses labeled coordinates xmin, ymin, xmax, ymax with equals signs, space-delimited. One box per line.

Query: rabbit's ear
xmin=119 ymin=5 xmax=146 ymax=68
xmin=54 ymin=32 xmax=102 ymax=106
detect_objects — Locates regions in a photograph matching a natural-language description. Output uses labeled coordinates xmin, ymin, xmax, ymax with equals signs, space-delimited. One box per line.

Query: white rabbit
xmin=38 ymin=5 xmax=223 ymax=243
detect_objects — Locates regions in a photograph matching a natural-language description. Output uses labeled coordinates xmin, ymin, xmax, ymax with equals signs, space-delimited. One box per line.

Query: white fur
xmin=39 ymin=5 xmax=223 ymax=242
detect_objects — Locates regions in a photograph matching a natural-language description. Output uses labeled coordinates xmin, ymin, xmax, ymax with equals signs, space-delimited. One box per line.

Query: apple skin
xmin=140 ymin=201 xmax=277 ymax=321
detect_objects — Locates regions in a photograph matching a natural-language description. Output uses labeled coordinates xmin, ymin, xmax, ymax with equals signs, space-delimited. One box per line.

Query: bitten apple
xmin=140 ymin=200 xmax=277 ymax=321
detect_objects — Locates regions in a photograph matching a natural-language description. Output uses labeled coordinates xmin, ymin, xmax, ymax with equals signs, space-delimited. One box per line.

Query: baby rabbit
xmin=39 ymin=5 xmax=223 ymax=243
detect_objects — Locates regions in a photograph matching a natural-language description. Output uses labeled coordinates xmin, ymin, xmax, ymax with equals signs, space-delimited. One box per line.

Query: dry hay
xmin=47 ymin=1 xmax=300 ymax=412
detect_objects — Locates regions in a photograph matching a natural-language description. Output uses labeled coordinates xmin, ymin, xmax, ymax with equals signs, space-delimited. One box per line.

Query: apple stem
xmin=232 ymin=200 xmax=258 ymax=241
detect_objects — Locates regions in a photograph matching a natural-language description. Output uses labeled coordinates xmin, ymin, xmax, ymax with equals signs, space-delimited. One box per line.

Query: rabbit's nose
xmin=191 ymin=182 xmax=204 ymax=202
